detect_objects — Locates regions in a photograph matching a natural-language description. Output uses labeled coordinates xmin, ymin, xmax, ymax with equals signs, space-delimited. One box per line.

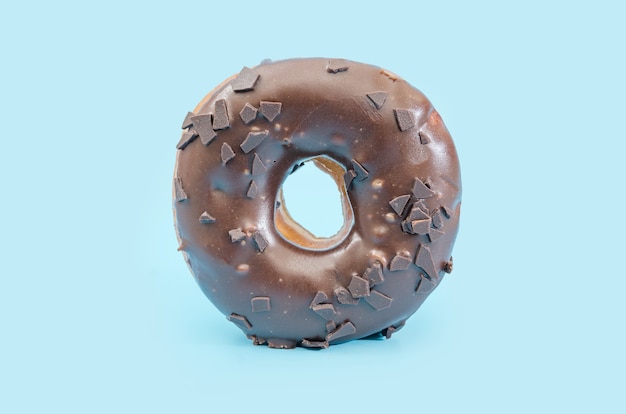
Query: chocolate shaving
xmin=411 ymin=218 xmax=432 ymax=235
xmin=301 ymin=339 xmax=329 ymax=349
xmin=334 ymin=286 xmax=359 ymax=305
xmin=240 ymin=130 xmax=269 ymax=153
xmin=348 ymin=275 xmax=370 ymax=298
xmin=389 ymin=195 xmax=411 ymax=216
xmin=394 ymin=109 xmax=415 ymax=131
xmin=176 ymin=131 xmax=198 ymax=150
xmin=364 ymin=290 xmax=393 ymax=311
xmin=212 ymin=99 xmax=229 ymax=130
xmin=227 ymin=313 xmax=252 ymax=330
xmin=382 ymin=321 xmax=406 ymax=339
xmin=415 ymin=274 xmax=435 ymax=293
xmin=427 ymin=228 xmax=445 ymax=242
xmin=251 ymin=296 xmax=271 ymax=312
xmin=311 ymin=303 xmax=336 ymax=321
xmin=415 ymin=244 xmax=439 ymax=281
xmin=252 ymin=231 xmax=268 ymax=252
xmin=228 ymin=228 xmax=246 ymax=243
xmin=246 ymin=180 xmax=258 ymax=199
xmin=199 ymin=211 xmax=216 ymax=224
xmin=174 ymin=177 xmax=187 ymax=202
xmin=364 ymin=262 xmax=384 ymax=285
xmin=441 ymin=205 xmax=454 ymax=219
xmin=412 ymin=178 xmax=435 ymax=199
xmin=191 ymin=113 xmax=217 ymax=146
xmin=239 ymin=103 xmax=258 ymax=124
xmin=343 ymin=170 xmax=357 ymax=190
xmin=419 ymin=131 xmax=431 ymax=144
xmin=325 ymin=320 xmax=336 ymax=333
xmin=366 ymin=91 xmax=387 ymax=109
xmin=326 ymin=59 xmax=349 ymax=73
xmin=310 ymin=291 xmax=328 ymax=308
xmin=181 ymin=111 xmax=195 ymax=129
xmin=231 ymin=66 xmax=260 ymax=92
xmin=326 ymin=321 xmax=356 ymax=342
xmin=251 ymin=153 xmax=267 ymax=176
xmin=351 ymin=159 xmax=369 ymax=181
xmin=220 ymin=142 xmax=235 ymax=164
xmin=389 ymin=254 xmax=412 ymax=271
xmin=431 ymin=209 xmax=443 ymax=228
xmin=259 ymin=101 xmax=282 ymax=122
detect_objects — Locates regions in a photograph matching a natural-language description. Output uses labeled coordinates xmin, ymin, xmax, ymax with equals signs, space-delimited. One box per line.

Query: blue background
xmin=1 ymin=1 xmax=624 ymax=412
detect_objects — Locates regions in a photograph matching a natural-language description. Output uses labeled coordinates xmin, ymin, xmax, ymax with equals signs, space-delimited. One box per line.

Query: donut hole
xmin=275 ymin=156 xmax=354 ymax=250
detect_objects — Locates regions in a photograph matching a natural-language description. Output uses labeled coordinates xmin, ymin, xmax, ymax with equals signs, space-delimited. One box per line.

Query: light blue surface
xmin=1 ymin=1 xmax=625 ymax=412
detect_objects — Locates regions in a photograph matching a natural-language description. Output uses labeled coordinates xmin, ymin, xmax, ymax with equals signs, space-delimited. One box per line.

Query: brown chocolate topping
xmin=176 ymin=131 xmax=198 ymax=150
xmin=173 ymin=58 xmax=461 ymax=348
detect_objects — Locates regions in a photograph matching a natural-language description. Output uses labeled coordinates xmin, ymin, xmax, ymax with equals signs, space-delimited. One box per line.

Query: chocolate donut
xmin=173 ymin=58 xmax=461 ymax=349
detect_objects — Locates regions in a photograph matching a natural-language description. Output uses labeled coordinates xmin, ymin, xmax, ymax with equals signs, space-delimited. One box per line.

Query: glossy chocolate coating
xmin=173 ymin=58 xmax=461 ymax=348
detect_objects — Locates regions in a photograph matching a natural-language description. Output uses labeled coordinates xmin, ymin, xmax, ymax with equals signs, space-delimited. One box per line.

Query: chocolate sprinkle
xmin=326 ymin=59 xmax=349 ymax=73
xmin=174 ymin=177 xmax=187 ymax=202
xmin=199 ymin=211 xmax=216 ymax=224
xmin=419 ymin=131 xmax=431 ymax=144
xmin=310 ymin=291 xmax=329 ymax=308
xmin=301 ymin=339 xmax=329 ymax=349
xmin=228 ymin=228 xmax=246 ymax=243
xmin=213 ymin=99 xmax=230 ymax=130
xmin=228 ymin=313 xmax=252 ymax=330
xmin=389 ymin=254 xmax=412 ymax=271
xmin=351 ymin=159 xmax=369 ymax=181
xmin=240 ymin=130 xmax=269 ymax=153
xmin=348 ymin=275 xmax=370 ymax=298
xmin=251 ymin=296 xmax=271 ymax=312
xmin=343 ymin=170 xmax=357 ymax=190
xmin=412 ymin=178 xmax=435 ymax=199
xmin=364 ymin=262 xmax=384 ymax=285
xmin=231 ymin=66 xmax=260 ymax=92
xmin=312 ymin=303 xmax=336 ymax=321
xmin=181 ymin=111 xmax=195 ymax=129
xmin=239 ymin=103 xmax=258 ymax=124
xmin=251 ymin=153 xmax=267 ymax=176
xmin=221 ymin=142 xmax=236 ymax=164
xmin=252 ymin=231 xmax=268 ymax=252
xmin=389 ymin=195 xmax=411 ymax=216
xmin=326 ymin=321 xmax=356 ymax=342
xmin=246 ymin=180 xmax=258 ymax=199
xmin=415 ymin=244 xmax=439 ymax=281
xmin=394 ymin=109 xmax=415 ymax=132
xmin=335 ymin=287 xmax=359 ymax=305
xmin=191 ymin=113 xmax=217 ymax=146
xmin=259 ymin=101 xmax=282 ymax=122
xmin=176 ymin=131 xmax=198 ymax=150
xmin=364 ymin=290 xmax=393 ymax=311
xmin=366 ymin=91 xmax=387 ymax=109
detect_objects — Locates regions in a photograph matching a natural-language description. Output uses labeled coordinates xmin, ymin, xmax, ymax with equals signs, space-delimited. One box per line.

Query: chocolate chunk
xmin=246 ymin=180 xmax=258 ymax=199
xmin=251 ymin=296 xmax=271 ymax=312
xmin=364 ymin=290 xmax=393 ymax=311
xmin=366 ymin=91 xmax=387 ymax=109
xmin=412 ymin=178 xmax=435 ymax=199
xmin=443 ymin=257 xmax=453 ymax=274
xmin=326 ymin=321 xmax=356 ymax=342
xmin=441 ymin=205 xmax=454 ymax=219
xmin=181 ymin=111 xmax=195 ymax=129
xmin=310 ymin=291 xmax=329 ymax=308
xmin=406 ymin=204 xmax=430 ymax=221
xmin=227 ymin=313 xmax=252 ymax=330
xmin=228 ymin=228 xmax=246 ymax=243
xmin=394 ymin=109 xmax=415 ymax=131
xmin=351 ymin=159 xmax=369 ymax=181
xmin=239 ymin=103 xmax=258 ymax=124
xmin=326 ymin=320 xmax=336 ymax=333
xmin=199 ymin=211 xmax=216 ymax=224
xmin=267 ymin=338 xmax=297 ymax=349
xmin=389 ymin=195 xmax=411 ymax=216
xmin=174 ymin=177 xmax=187 ymax=202
xmin=364 ymin=262 xmax=384 ymax=285
xmin=326 ymin=59 xmax=349 ymax=73
xmin=301 ymin=339 xmax=329 ymax=349
xmin=427 ymin=228 xmax=445 ymax=242
xmin=213 ymin=99 xmax=229 ymax=130
xmin=382 ymin=321 xmax=406 ymax=339
xmin=334 ymin=286 xmax=359 ymax=305
xmin=231 ymin=66 xmax=260 ymax=92
xmin=343 ymin=169 xmax=357 ymax=190
xmin=240 ymin=130 xmax=269 ymax=153
xmin=431 ymin=210 xmax=443 ymax=228
xmin=220 ymin=142 xmax=236 ymax=164
xmin=389 ymin=254 xmax=412 ymax=271
xmin=191 ymin=113 xmax=217 ymax=146
xmin=248 ymin=335 xmax=267 ymax=346
xmin=259 ymin=101 xmax=282 ymax=122
xmin=312 ymin=303 xmax=336 ymax=321
xmin=251 ymin=153 xmax=267 ymax=176
xmin=252 ymin=231 xmax=268 ymax=252
xmin=348 ymin=275 xmax=370 ymax=298
xmin=419 ymin=131 xmax=431 ymax=144
xmin=415 ymin=244 xmax=439 ymax=281
xmin=411 ymin=218 xmax=432 ymax=235
xmin=415 ymin=274 xmax=435 ymax=293
xmin=176 ymin=131 xmax=198 ymax=150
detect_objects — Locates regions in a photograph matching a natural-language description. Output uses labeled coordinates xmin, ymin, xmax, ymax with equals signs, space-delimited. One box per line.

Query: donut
xmin=173 ymin=58 xmax=461 ymax=349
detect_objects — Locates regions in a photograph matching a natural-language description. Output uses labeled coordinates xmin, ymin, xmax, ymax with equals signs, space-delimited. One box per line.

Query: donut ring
xmin=173 ymin=58 xmax=461 ymax=349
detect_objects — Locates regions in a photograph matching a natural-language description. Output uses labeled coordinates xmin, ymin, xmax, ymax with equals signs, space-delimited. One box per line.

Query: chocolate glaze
xmin=173 ymin=58 xmax=461 ymax=348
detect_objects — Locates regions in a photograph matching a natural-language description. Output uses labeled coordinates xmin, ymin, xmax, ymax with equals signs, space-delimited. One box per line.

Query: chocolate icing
xmin=173 ymin=58 xmax=461 ymax=348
